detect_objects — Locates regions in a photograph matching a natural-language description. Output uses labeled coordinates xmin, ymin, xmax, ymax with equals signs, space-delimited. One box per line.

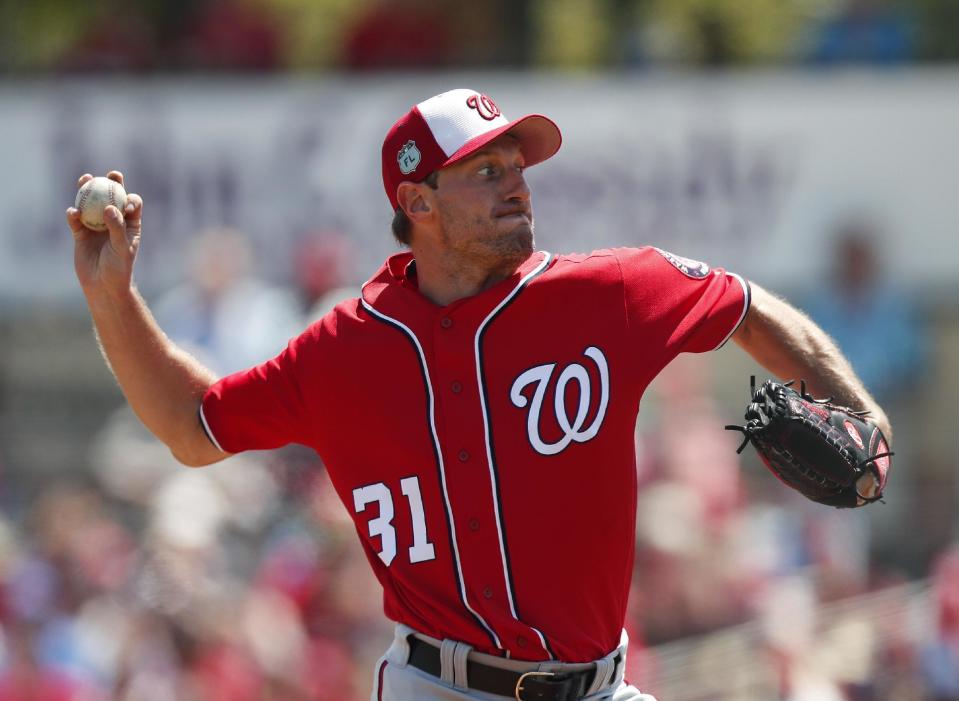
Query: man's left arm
xmin=732 ymin=282 xmax=892 ymax=444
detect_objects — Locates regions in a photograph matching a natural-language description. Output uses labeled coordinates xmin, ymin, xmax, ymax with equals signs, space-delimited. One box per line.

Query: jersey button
xmin=516 ymin=636 xmax=528 ymax=649
xmin=483 ymin=587 xmax=493 ymax=599
xmin=440 ymin=317 xmax=453 ymax=329
xmin=469 ymin=518 xmax=480 ymax=531
xmin=458 ymin=450 xmax=470 ymax=462
xmin=451 ymin=381 xmax=463 ymax=394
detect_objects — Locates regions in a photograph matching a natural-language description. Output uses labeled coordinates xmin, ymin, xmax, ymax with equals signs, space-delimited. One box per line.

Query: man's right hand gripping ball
xmin=727 ymin=378 xmax=892 ymax=508
xmin=67 ymin=171 xmax=143 ymax=298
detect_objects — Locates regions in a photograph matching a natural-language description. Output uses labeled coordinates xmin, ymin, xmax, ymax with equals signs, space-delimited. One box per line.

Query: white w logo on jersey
xmin=509 ymin=346 xmax=610 ymax=456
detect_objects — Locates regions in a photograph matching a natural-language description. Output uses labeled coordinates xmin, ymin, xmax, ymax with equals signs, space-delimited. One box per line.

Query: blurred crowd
xmin=0 ymin=218 xmax=955 ymax=700
xmin=0 ymin=434 xmax=390 ymax=700
xmin=2 ymin=0 xmax=959 ymax=74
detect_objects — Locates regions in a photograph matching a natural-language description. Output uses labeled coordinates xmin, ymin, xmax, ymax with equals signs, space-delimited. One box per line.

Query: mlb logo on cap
xmin=381 ymin=88 xmax=562 ymax=210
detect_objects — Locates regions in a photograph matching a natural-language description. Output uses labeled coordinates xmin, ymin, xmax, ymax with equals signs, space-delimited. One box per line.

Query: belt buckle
xmin=515 ymin=671 xmax=555 ymax=701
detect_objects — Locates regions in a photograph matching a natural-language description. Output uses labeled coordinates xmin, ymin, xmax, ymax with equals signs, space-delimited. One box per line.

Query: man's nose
xmin=504 ymin=168 xmax=531 ymax=201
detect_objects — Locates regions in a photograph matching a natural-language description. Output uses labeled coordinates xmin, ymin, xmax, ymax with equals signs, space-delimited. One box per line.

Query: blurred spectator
xmin=291 ymin=230 xmax=357 ymax=324
xmin=173 ymin=0 xmax=282 ymax=72
xmin=632 ymin=357 xmax=754 ymax=643
xmin=803 ymin=218 xmax=927 ymax=403
xmin=152 ymin=227 xmax=302 ymax=376
xmin=920 ymin=545 xmax=959 ymax=699
xmin=805 ymin=0 xmax=915 ymax=65
xmin=621 ymin=0 xmax=801 ymax=67
xmin=52 ymin=0 xmax=281 ymax=74
xmin=56 ymin=0 xmax=157 ymax=73
xmin=916 ymin=0 xmax=959 ymax=62
xmin=341 ymin=0 xmax=453 ymax=70
xmin=0 ymin=626 xmax=92 ymax=701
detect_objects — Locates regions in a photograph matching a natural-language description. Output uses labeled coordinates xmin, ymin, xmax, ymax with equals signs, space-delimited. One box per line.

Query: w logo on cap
xmin=466 ymin=93 xmax=501 ymax=121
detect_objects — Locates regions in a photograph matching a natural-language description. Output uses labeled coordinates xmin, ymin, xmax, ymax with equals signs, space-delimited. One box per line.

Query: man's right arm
xmin=68 ymin=171 xmax=229 ymax=467
xmin=86 ymin=287 xmax=229 ymax=466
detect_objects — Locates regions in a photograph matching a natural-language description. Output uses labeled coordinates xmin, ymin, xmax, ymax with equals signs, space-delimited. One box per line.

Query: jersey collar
xmin=361 ymin=251 xmax=551 ymax=322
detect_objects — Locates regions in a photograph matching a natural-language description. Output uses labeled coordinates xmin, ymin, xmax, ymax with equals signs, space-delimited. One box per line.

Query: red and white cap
xmin=381 ymin=88 xmax=562 ymax=210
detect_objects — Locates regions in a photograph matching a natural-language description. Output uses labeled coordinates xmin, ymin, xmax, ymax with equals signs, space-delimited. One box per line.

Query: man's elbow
xmin=170 ymin=439 xmax=228 ymax=468
xmin=172 ymin=449 xmax=208 ymax=468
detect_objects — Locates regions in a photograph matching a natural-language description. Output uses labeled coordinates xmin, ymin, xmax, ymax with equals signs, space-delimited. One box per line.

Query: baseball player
xmin=67 ymin=88 xmax=891 ymax=701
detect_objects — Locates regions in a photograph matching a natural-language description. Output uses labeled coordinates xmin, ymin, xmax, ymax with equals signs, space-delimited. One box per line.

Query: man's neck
xmin=410 ymin=248 xmax=523 ymax=307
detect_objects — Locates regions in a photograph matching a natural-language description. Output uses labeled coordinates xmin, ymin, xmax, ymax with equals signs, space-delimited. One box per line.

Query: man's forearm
xmin=733 ymin=284 xmax=892 ymax=443
xmin=86 ymin=286 xmax=227 ymax=465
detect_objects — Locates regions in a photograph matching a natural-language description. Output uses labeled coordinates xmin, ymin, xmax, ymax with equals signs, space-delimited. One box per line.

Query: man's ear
xmin=397 ymin=182 xmax=432 ymax=222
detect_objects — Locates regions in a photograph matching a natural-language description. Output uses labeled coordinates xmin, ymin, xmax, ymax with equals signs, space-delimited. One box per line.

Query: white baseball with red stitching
xmin=75 ymin=176 xmax=127 ymax=232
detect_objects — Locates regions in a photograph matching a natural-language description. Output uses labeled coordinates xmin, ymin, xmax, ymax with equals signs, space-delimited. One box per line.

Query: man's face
xmin=428 ymin=136 xmax=534 ymax=269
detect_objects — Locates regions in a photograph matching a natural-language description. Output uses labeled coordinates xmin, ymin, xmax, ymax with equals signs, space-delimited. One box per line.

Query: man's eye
xmin=478 ymin=166 xmax=497 ymax=176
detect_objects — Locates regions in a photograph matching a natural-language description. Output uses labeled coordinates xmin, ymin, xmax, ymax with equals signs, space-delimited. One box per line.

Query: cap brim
xmin=440 ymin=114 xmax=562 ymax=172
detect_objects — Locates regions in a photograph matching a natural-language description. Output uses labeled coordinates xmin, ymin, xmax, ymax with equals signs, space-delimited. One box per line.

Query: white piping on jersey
xmin=713 ymin=273 xmax=751 ymax=351
xmin=473 ymin=251 xmax=554 ymax=660
xmin=198 ymin=404 xmax=226 ymax=453
xmin=359 ymin=299 xmax=504 ymax=653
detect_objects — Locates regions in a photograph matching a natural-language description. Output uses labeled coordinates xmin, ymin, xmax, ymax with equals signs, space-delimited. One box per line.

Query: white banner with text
xmin=1 ymin=72 xmax=957 ymax=305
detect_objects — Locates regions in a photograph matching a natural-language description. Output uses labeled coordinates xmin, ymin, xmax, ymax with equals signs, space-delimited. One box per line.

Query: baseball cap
xmin=381 ymin=88 xmax=562 ymax=211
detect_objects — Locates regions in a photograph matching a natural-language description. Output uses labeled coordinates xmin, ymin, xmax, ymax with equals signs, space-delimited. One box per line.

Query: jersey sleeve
xmin=199 ymin=325 xmax=318 ymax=454
xmin=616 ymin=246 xmax=751 ymax=367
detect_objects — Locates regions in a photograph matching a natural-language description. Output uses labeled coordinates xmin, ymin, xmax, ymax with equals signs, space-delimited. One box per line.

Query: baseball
xmin=75 ymin=176 xmax=127 ymax=231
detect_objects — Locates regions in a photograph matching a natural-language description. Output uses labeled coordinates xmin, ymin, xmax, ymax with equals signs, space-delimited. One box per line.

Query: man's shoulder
xmin=543 ymin=246 xmax=656 ymax=278
xmin=291 ymin=294 xmax=365 ymax=348
xmin=550 ymin=246 xmax=657 ymax=264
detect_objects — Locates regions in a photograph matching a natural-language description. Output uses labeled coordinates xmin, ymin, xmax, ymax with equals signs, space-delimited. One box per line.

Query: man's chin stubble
xmin=493 ymin=226 xmax=534 ymax=264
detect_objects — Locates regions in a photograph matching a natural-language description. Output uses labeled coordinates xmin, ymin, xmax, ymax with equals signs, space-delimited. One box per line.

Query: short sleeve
xmin=200 ymin=327 xmax=317 ymax=454
xmin=617 ymin=246 xmax=750 ymax=365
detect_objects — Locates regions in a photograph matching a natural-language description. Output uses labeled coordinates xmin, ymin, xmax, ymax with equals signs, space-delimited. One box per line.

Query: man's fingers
xmin=71 ymin=177 xmax=140 ymax=250
xmin=77 ymin=171 xmax=125 ymax=189
xmin=66 ymin=207 xmax=90 ymax=241
xmin=104 ymin=205 xmax=130 ymax=254
xmin=124 ymin=193 xmax=143 ymax=223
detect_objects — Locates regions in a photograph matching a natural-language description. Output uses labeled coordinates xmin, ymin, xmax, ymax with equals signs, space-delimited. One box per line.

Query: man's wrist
xmin=84 ymin=283 xmax=141 ymax=314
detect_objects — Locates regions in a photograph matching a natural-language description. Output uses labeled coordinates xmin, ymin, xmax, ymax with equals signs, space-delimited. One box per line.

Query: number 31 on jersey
xmin=352 ymin=476 xmax=436 ymax=566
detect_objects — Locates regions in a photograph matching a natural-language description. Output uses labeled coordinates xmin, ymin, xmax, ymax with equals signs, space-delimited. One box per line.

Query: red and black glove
xmin=726 ymin=378 xmax=892 ymax=508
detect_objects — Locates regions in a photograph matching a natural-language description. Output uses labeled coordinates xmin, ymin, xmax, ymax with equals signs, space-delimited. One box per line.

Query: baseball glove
xmin=726 ymin=377 xmax=892 ymax=508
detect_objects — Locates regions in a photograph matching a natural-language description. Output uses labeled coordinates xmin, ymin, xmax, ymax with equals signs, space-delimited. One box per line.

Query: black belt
xmin=406 ymin=636 xmax=620 ymax=701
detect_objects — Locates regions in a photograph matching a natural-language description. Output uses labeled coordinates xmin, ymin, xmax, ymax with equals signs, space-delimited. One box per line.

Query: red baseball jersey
xmin=200 ymin=247 xmax=750 ymax=662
